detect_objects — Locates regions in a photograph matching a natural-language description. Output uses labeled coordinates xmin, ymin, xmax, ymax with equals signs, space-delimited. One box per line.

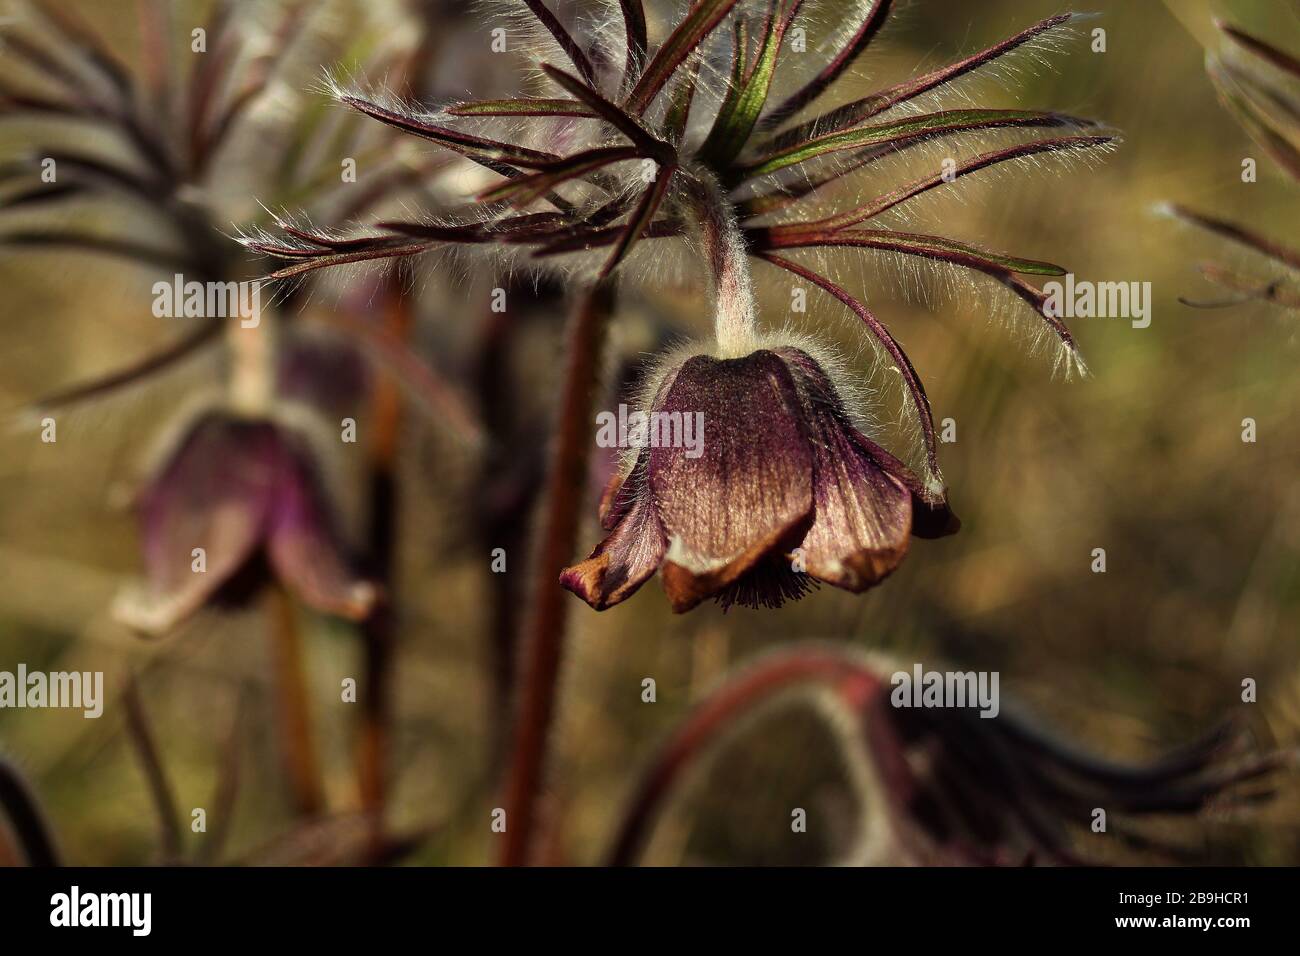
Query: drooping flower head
xmin=0 ymin=3 xmax=467 ymax=632
xmin=114 ymin=408 xmax=377 ymax=635
xmin=248 ymin=0 xmax=1115 ymax=611
xmin=563 ymin=339 xmax=957 ymax=611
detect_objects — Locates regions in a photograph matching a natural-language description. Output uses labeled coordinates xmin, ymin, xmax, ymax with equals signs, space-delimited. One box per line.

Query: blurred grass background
xmin=1 ymin=0 xmax=1297 ymax=865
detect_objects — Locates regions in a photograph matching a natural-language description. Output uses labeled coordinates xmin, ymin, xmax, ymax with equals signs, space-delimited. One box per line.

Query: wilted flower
xmin=114 ymin=410 xmax=377 ymax=635
xmin=0 ymin=2 xmax=462 ymax=634
xmin=562 ymin=343 xmax=957 ymax=612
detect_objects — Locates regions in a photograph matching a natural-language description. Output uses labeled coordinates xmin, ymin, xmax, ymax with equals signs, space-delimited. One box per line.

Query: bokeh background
xmin=1 ymin=0 xmax=1297 ymax=865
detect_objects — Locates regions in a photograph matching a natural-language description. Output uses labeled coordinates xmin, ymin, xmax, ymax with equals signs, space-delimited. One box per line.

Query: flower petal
xmin=650 ymin=350 xmax=814 ymax=612
xmin=561 ymin=489 xmax=667 ymax=610
xmin=868 ymin=441 xmax=961 ymax=540
xmin=116 ymin=415 xmax=274 ymax=635
xmin=266 ymin=432 xmax=377 ymax=620
xmin=777 ymin=348 xmax=914 ymax=591
xmin=598 ymin=449 xmax=643 ymax=530
xmin=778 ymin=345 xmax=959 ymax=540
xmin=800 ymin=430 xmax=914 ymax=591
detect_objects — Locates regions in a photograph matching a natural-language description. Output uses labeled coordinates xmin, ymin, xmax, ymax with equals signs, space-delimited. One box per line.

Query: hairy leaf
xmin=741 ymin=109 xmax=1093 ymax=179
xmin=701 ymin=0 xmax=803 ymax=167
xmin=765 ymin=14 xmax=1077 ymax=152
xmin=761 ymin=0 xmax=893 ymax=130
xmin=625 ymin=0 xmax=741 ymax=116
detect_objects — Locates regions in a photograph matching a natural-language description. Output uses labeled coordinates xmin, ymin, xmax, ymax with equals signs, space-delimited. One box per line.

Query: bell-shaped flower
xmin=114 ymin=410 xmax=377 ymax=635
xmin=562 ymin=344 xmax=957 ymax=613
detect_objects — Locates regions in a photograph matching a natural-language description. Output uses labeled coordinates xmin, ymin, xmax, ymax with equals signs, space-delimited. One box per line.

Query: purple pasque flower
xmin=114 ymin=409 xmax=377 ymax=635
xmin=561 ymin=341 xmax=957 ymax=613
xmin=247 ymin=1 xmax=1113 ymax=614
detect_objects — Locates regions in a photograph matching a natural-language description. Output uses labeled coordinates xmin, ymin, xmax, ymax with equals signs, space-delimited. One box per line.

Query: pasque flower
xmin=562 ymin=343 xmax=957 ymax=611
xmin=250 ymin=0 xmax=1114 ymax=616
xmin=0 ymin=2 xmax=460 ymax=634
xmin=114 ymin=410 xmax=377 ymax=635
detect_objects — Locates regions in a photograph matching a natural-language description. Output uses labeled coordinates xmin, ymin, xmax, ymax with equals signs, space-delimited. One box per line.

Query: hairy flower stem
xmin=606 ymin=651 xmax=880 ymax=865
xmin=685 ymin=171 xmax=758 ymax=357
xmin=231 ymin=310 xmax=321 ymax=817
xmin=269 ymin=583 xmax=324 ymax=817
xmin=500 ymin=280 xmax=617 ymax=866
xmin=226 ymin=313 xmax=275 ymax=416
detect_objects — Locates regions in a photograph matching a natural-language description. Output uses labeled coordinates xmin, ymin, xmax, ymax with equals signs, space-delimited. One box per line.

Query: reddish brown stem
xmin=499 ymin=281 xmax=617 ymax=866
xmin=355 ymin=276 xmax=410 ymax=860
xmin=605 ymin=650 xmax=880 ymax=866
